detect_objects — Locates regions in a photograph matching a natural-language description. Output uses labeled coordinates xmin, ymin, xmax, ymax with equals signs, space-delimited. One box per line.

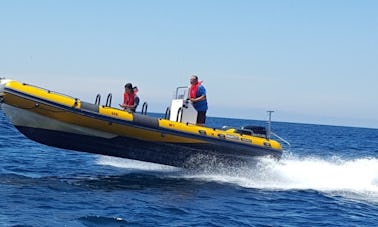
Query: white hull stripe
xmin=1 ymin=104 xmax=117 ymax=139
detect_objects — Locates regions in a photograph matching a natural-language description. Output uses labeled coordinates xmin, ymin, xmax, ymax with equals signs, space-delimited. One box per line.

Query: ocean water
xmin=1 ymin=111 xmax=378 ymax=226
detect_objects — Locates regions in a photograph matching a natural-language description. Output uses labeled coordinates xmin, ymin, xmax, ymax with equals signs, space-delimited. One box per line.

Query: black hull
xmin=16 ymin=126 xmax=280 ymax=168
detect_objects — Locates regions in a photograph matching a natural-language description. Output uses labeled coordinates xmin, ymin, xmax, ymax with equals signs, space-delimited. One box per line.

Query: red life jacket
xmin=124 ymin=92 xmax=136 ymax=105
xmin=189 ymin=81 xmax=202 ymax=99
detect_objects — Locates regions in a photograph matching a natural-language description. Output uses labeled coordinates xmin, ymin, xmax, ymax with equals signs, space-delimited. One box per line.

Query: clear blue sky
xmin=1 ymin=0 xmax=377 ymax=128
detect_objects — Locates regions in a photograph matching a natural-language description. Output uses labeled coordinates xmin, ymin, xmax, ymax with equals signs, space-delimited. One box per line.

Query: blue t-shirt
xmin=193 ymin=85 xmax=208 ymax=112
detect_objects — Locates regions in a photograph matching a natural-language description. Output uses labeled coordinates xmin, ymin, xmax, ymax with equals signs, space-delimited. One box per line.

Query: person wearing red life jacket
xmin=119 ymin=83 xmax=139 ymax=112
xmin=188 ymin=75 xmax=208 ymax=125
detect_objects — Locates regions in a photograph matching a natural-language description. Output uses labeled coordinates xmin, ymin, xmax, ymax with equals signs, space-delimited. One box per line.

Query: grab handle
xmin=105 ymin=93 xmax=112 ymax=107
xmin=95 ymin=94 xmax=101 ymax=106
xmin=165 ymin=107 xmax=170 ymax=119
xmin=141 ymin=102 xmax=148 ymax=115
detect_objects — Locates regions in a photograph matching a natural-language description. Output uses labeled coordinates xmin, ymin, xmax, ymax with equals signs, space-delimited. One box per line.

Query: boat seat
xmin=133 ymin=113 xmax=159 ymax=129
xmin=81 ymin=101 xmax=99 ymax=113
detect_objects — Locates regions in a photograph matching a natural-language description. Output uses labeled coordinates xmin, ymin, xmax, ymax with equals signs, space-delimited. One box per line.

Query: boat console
xmin=168 ymin=86 xmax=198 ymax=124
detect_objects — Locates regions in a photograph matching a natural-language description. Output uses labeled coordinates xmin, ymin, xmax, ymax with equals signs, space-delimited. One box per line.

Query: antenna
xmin=266 ymin=110 xmax=291 ymax=147
xmin=267 ymin=110 xmax=274 ymax=140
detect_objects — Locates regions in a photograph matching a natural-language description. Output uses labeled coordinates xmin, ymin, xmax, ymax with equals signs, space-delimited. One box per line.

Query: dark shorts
xmin=197 ymin=111 xmax=206 ymax=124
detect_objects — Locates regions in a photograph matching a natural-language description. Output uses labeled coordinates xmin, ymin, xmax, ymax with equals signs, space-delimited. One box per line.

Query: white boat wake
xmin=96 ymin=155 xmax=378 ymax=202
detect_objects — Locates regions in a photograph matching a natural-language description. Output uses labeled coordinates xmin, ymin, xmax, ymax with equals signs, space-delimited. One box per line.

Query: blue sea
xmin=1 ymin=111 xmax=378 ymax=226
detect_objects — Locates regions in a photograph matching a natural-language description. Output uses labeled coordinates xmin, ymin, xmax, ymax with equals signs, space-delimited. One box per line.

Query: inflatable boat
xmin=0 ymin=78 xmax=283 ymax=168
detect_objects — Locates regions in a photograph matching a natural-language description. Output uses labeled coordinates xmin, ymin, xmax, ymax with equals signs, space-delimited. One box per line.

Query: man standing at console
xmin=188 ymin=75 xmax=208 ymax=126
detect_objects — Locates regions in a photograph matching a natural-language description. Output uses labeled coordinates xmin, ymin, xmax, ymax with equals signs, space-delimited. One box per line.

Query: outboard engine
xmin=235 ymin=125 xmax=267 ymax=138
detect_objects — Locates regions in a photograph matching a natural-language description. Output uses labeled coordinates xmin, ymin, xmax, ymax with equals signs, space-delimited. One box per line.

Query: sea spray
xmin=97 ymin=155 xmax=378 ymax=202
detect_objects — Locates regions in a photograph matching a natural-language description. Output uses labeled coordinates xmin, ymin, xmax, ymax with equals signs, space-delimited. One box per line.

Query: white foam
xmin=96 ymin=156 xmax=179 ymax=172
xmin=96 ymin=155 xmax=378 ymax=202
xmin=184 ymin=156 xmax=378 ymax=202
xmin=207 ymin=157 xmax=377 ymax=190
